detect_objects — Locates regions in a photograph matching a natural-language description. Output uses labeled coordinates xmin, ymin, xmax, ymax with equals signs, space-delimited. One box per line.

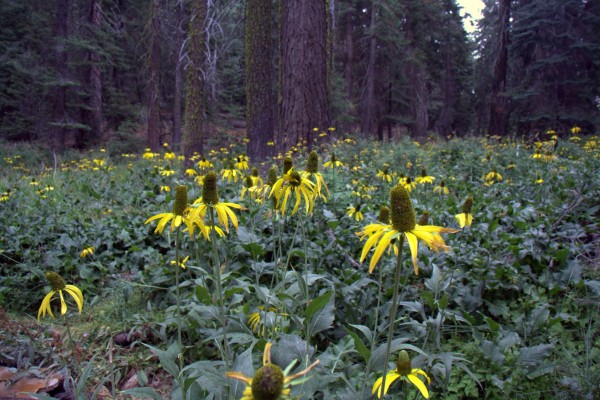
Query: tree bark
xmin=245 ymin=0 xmax=275 ymax=160
xmin=88 ymin=0 xmax=103 ymax=143
xmin=183 ymin=0 xmax=207 ymax=158
xmin=147 ymin=0 xmax=161 ymax=151
xmin=487 ymin=0 xmax=511 ymax=136
xmin=172 ymin=0 xmax=185 ymax=148
xmin=360 ymin=0 xmax=378 ymax=137
xmin=405 ymin=14 xmax=429 ymax=139
xmin=51 ymin=0 xmax=69 ymax=152
xmin=279 ymin=0 xmax=330 ymax=150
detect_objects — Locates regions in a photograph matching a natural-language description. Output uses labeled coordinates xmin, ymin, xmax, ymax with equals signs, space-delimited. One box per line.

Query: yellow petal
xmin=145 ymin=212 xmax=170 ymax=224
xmin=369 ymin=229 xmax=397 ymax=273
xmin=59 ymin=290 xmax=67 ymax=315
xmin=372 ymin=371 xmax=401 ymax=398
xmin=360 ymin=228 xmax=386 ymax=263
xmin=65 ymin=284 xmax=83 ymax=305
xmin=38 ymin=291 xmax=55 ymax=320
xmin=407 ymin=373 xmax=430 ymax=398
xmin=404 ymin=231 xmax=420 ymax=275
xmin=224 ymin=371 xmax=252 ymax=386
xmin=214 ymin=204 xmax=229 ymax=232
xmin=413 ymin=368 xmax=431 ymax=384
xmin=64 ymin=286 xmax=83 ymax=313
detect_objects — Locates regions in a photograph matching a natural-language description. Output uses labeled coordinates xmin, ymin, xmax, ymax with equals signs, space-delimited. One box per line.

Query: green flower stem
xmin=380 ymin=234 xmax=406 ymax=398
xmin=358 ymin=267 xmax=385 ymax=399
xmin=174 ymin=226 xmax=184 ymax=370
xmin=64 ymin=312 xmax=73 ymax=343
xmin=208 ymin=207 xmax=230 ymax=369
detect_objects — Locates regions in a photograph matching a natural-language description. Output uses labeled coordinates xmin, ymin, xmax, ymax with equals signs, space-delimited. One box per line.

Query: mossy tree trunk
xmin=146 ymin=0 xmax=161 ymax=151
xmin=279 ymin=0 xmax=329 ymax=151
xmin=245 ymin=0 xmax=275 ymax=160
xmin=51 ymin=0 xmax=69 ymax=152
xmin=183 ymin=0 xmax=207 ymax=158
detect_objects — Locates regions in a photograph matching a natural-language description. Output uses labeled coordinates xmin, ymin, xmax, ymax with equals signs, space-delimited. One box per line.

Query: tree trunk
xmin=51 ymin=0 xmax=69 ymax=152
xmin=245 ymin=0 xmax=275 ymax=160
xmin=436 ymin=26 xmax=456 ymax=138
xmin=172 ymin=0 xmax=184 ymax=148
xmin=343 ymin=9 xmax=354 ymax=104
xmin=360 ymin=0 xmax=377 ymax=137
xmin=183 ymin=0 xmax=207 ymax=158
xmin=279 ymin=0 xmax=330 ymax=151
xmin=147 ymin=0 xmax=161 ymax=151
xmin=88 ymin=0 xmax=103 ymax=143
xmin=487 ymin=0 xmax=511 ymax=136
xmin=405 ymin=15 xmax=429 ymax=139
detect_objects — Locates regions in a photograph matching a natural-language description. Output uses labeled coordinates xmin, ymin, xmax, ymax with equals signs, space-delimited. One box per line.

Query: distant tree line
xmin=0 ymin=0 xmax=598 ymax=157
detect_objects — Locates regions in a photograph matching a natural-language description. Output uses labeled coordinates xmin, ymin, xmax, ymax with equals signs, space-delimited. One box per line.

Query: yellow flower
xmin=269 ymin=168 xmax=315 ymax=216
xmin=197 ymin=157 xmax=213 ymax=169
xmin=398 ymin=176 xmax=417 ymax=192
xmin=372 ymin=350 xmax=430 ymax=399
xmin=80 ymin=246 xmax=95 ymax=258
xmin=346 ymin=204 xmax=364 ymax=222
xmin=323 ymin=153 xmax=343 ymax=168
xmin=145 ymin=185 xmax=197 ymax=236
xmin=358 ymin=185 xmax=457 ymax=274
xmin=247 ymin=306 xmax=287 ymax=337
xmin=484 ymin=169 xmax=502 ymax=182
xmin=571 ymin=125 xmax=581 ymax=135
xmin=225 ymin=342 xmax=320 ymax=400
xmin=160 ymin=185 xmax=171 ymax=192
xmin=455 ymin=197 xmax=473 ymax=228
xmin=170 ymin=256 xmax=189 ymax=269
xmin=185 ymin=168 xmax=197 ymax=176
xmin=38 ymin=272 xmax=84 ymax=320
xmin=160 ymin=166 xmax=176 ymax=176
xmin=376 ymin=167 xmax=393 ymax=183
xmin=416 ymin=169 xmax=435 ymax=184
xmin=189 ymin=172 xmax=246 ymax=234
xmin=303 ymin=150 xmax=329 ymax=202
xmin=236 ymin=155 xmax=249 ymax=171
xmin=164 ymin=151 xmax=176 ymax=160
xmin=143 ymin=150 xmax=156 ymax=159
xmin=433 ymin=181 xmax=449 ymax=195
xmin=1 ymin=189 xmax=12 ymax=202
xmin=221 ymin=161 xmax=241 ymax=182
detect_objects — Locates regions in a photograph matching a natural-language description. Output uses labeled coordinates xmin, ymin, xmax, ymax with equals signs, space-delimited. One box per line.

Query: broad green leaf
xmin=305 ymin=291 xmax=333 ymax=319
xmin=344 ymin=326 xmax=371 ymax=362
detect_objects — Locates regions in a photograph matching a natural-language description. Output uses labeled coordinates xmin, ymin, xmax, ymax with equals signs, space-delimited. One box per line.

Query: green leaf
xmin=144 ymin=343 xmax=180 ymax=378
xmin=344 ymin=326 xmax=371 ymax=362
xmin=438 ymin=293 xmax=449 ymax=310
xmin=196 ymin=285 xmax=212 ymax=305
xmin=305 ymin=291 xmax=333 ymax=319
xmin=307 ymin=291 xmax=335 ymax=336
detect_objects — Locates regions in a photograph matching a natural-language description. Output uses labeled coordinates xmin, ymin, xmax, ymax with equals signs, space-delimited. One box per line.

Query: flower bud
xmin=462 ymin=197 xmax=473 ymax=214
xmin=306 ymin=150 xmax=319 ymax=173
xmin=203 ymin=172 xmax=219 ymax=205
xmin=283 ymin=157 xmax=293 ymax=174
xmin=267 ymin=166 xmax=278 ymax=186
xmin=251 ymin=364 xmax=284 ymax=400
xmin=395 ymin=350 xmax=412 ymax=376
xmin=45 ymin=271 xmax=66 ymax=291
xmin=390 ymin=185 xmax=416 ymax=232
xmin=378 ymin=206 xmax=390 ymax=224
xmin=173 ymin=185 xmax=188 ymax=216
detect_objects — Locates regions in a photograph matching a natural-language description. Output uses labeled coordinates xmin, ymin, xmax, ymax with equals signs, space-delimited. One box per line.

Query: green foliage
xmin=1 ymin=134 xmax=599 ymax=399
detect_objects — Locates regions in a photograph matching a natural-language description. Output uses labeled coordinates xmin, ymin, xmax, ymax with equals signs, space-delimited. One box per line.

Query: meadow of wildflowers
xmin=0 ymin=132 xmax=599 ymax=399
